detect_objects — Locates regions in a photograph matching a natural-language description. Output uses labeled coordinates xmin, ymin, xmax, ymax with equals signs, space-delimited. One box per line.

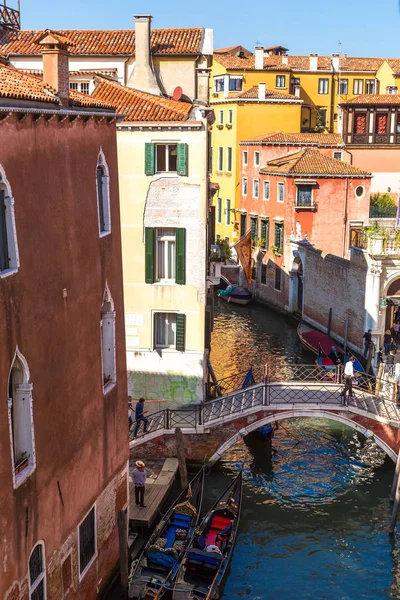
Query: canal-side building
xmin=0 ymin=38 xmax=128 ymax=600
xmin=92 ymin=76 xmax=214 ymax=408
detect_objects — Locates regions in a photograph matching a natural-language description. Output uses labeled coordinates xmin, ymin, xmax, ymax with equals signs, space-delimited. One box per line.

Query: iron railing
xmin=0 ymin=3 xmax=20 ymax=29
xmin=207 ymin=366 xmax=265 ymax=399
xmin=369 ymin=205 xmax=397 ymax=219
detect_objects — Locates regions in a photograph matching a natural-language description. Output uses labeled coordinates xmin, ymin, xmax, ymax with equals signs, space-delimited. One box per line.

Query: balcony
xmin=367 ymin=229 xmax=400 ymax=256
xmin=0 ymin=2 xmax=20 ymax=29
xmin=369 ymin=205 xmax=397 ymax=219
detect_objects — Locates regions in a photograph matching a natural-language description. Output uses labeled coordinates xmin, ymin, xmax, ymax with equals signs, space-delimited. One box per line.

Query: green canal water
xmin=208 ymin=298 xmax=400 ymax=599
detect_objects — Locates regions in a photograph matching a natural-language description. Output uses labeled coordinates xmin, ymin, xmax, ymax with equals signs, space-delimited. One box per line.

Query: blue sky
xmin=18 ymin=0 xmax=400 ymax=57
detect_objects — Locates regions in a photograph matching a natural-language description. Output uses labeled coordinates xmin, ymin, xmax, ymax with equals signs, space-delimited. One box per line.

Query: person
xmin=341 ymin=356 xmax=356 ymax=405
xmin=128 ymin=396 xmax=134 ymax=429
xmin=134 ymin=398 xmax=148 ymax=437
xmin=363 ymin=329 xmax=372 ymax=357
xmin=132 ymin=460 xmax=147 ymax=507
xmin=329 ymin=345 xmax=341 ymax=365
xmin=205 ymin=544 xmax=222 ymax=555
xmin=377 ymin=348 xmax=384 ymax=366
xmin=386 ymin=349 xmax=395 ymax=366
xmin=384 ymin=330 xmax=392 ymax=356
xmin=216 ymin=524 xmax=231 ymax=546
xmin=396 ymin=374 xmax=400 ymax=406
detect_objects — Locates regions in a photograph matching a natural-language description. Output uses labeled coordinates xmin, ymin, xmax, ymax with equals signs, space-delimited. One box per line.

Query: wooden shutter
xmin=177 ymin=143 xmax=188 ymax=176
xmin=145 ymin=227 xmax=155 ymax=283
xmin=274 ymin=223 xmax=283 ymax=250
xmin=0 ymin=190 xmax=9 ymax=271
xmin=175 ymin=228 xmax=186 ymax=284
xmin=176 ymin=314 xmax=186 ymax=351
xmin=145 ymin=143 xmax=156 ymax=175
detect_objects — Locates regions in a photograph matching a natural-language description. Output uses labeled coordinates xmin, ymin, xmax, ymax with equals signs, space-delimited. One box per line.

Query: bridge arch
xmin=208 ymin=410 xmax=397 ymax=464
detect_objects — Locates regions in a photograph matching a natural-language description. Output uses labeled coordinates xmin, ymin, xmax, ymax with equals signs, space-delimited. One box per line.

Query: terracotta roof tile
xmin=0 ymin=27 xmax=204 ymax=56
xmin=387 ymin=59 xmax=400 ymax=74
xmin=34 ymin=29 xmax=75 ymax=47
xmin=260 ymin=148 xmax=371 ymax=177
xmin=240 ymin=132 xmax=344 ymax=147
xmin=0 ymin=63 xmax=60 ymax=104
xmin=91 ymin=78 xmax=192 ymax=121
xmin=342 ymin=93 xmax=400 ymax=105
xmin=231 ymin=85 xmax=299 ymax=100
xmin=68 ymin=88 xmax=113 ymax=109
xmin=214 ymin=45 xmax=252 ymax=58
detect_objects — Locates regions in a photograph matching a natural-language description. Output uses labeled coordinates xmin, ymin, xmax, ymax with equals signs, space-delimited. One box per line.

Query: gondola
xmin=297 ymin=322 xmax=344 ymax=358
xmin=217 ymin=276 xmax=252 ymax=306
xmin=128 ymin=469 xmax=204 ymax=600
xmin=172 ymin=471 xmax=243 ymax=600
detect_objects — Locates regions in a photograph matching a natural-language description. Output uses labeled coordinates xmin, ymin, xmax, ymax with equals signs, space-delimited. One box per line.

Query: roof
xmin=260 ymin=148 xmax=371 ymax=177
xmin=91 ymin=78 xmax=192 ymax=122
xmin=34 ymin=29 xmax=74 ymax=47
xmin=231 ymin=86 xmax=299 ymax=101
xmin=0 ymin=27 xmax=204 ymax=56
xmin=341 ymin=94 xmax=400 ymax=105
xmin=240 ymin=132 xmax=345 ymax=147
xmin=0 ymin=63 xmax=114 ymax=109
xmin=214 ymin=45 xmax=253 ymax=58
xmin=264 ymin=45 xmax=289 ymax=52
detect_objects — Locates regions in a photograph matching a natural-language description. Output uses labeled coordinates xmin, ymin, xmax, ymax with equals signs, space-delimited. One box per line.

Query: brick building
xmin=0 ymin=34 xmax=128 ymax=600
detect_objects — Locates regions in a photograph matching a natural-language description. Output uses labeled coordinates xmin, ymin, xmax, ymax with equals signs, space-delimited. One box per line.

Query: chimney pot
xmin=309 ymin=54 xmax=318 ymax=71
xmin=255 ymin=46 xmax=264 ymax=70
xmin=36 ymin=31 xmax=72 ymax=105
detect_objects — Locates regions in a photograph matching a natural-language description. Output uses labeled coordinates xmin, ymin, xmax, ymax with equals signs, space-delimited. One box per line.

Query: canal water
xmin=209 ymin=298 xmax=399 ymax=599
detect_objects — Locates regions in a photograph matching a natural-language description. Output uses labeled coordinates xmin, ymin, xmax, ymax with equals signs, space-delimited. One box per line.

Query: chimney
xmin=282 ymin=56 xmax=288 ymax=65
xmin=309 ymin=53 xmax=318 ymax=71
xmin=331 ymin=53 xmax=340 ymax=71
xmin=258 ymin=82 xmax=266 ymax=100
xmin=36 ymin=30 xmax=72 ymax=104
xmin=128 ymin=15 xmax=161 ymax=95
xmin=255 ymin=46 xmax=264 ymax=70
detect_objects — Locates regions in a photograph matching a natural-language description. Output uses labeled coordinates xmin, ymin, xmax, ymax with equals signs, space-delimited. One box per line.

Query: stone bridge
xmin=130 ymin=365 xmax=400 ymax=465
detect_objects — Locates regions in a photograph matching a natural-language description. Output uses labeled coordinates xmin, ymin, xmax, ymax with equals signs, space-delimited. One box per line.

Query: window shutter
xmin=0 ymin=190 xmax=9 ymax=271
xmin=176 ymin=314 xmax=186 ymax=352
xmin=177 ymin=143 xmax=188 ymax=176
xmin=145 ymin=227 xmax=155 ymax=283
xmin=175 ymin=228 xmax=186 ymax=284
xmin=145 ymin=143 xmax=155 ymax=175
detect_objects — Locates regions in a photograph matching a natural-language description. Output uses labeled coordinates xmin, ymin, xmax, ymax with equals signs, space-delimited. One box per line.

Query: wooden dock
xmin=129 ymin=457 xmax=179 ymax=528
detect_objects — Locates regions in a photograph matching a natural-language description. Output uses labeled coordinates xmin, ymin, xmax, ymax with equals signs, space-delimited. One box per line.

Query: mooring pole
xmin=117 ymin=510 xmax=128 ymax=598
xmin=390 ymin=450 xmax=400 ymax=501
xmin=390 ymin=451 xmax=400 ymax=533
xmin=343 ymin=317 xmax=349 ymax=356
xmin=327 ymin=308 xmax=332 ymax=337
xmin=175 ymin=427 xmax=188 ymax=489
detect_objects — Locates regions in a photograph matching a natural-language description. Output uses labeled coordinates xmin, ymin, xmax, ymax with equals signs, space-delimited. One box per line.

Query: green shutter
xmin=176 ymin=314 xmax=186 ymax=351
xmin=145 ymin=143 xmax=155 ymax=175
xmin=177 ymin=143 xmax=188 ymax=176
xmin=175 ymin=228 xmax=186 ymax=284
xmin=145 ymin=227 xmax=155 ymax=283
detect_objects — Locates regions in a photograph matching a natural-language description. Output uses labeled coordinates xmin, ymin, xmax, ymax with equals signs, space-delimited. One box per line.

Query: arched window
xmin=8 ymin=349 xmax=36 ymax=486
xmin=96 ymin=151 xmax=111 ymax=236
xmin=101 ymin=286 xmax=116 ymax=391
xmin=29 ymin=542 xmax=46 ymax=600
xmin=0 ymin=165 xmax=19 ymax=276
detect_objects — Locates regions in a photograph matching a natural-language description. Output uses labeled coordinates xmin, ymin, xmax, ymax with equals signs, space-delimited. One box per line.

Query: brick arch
xmin=208 ymin=410 xmax=398 ymax=464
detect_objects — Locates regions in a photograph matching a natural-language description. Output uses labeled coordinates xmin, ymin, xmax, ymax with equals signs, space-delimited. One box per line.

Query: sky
xmin=15 ymin=0 xmax=400 ymax=58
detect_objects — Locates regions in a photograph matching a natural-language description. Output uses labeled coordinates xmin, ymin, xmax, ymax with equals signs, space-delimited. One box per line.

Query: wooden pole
xmin=390 ymin=451 xmax=400 ymax=501
xmin=117 ymin=510 xmax=129 ymax=598
xmin=343 ymin=317 xmax=349 ymax=356
xmin=327 ymin=308 xmax=332 ymax=337
xmin=175 ymin=427 xmax=188 ymax=489
xmin=390 ymin=476 xmax=400 ymax=534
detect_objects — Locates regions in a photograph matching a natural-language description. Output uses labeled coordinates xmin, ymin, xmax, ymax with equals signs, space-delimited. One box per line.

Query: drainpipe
xmin=330 ymin=60 xmax=336 ymax=133
xmin=342 ymin=177 xmax=349 ymax=257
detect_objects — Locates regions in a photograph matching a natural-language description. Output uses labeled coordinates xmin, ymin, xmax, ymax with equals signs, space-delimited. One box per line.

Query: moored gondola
xmin=172 ymin=471 xmax=243 ymax=600
xmin=128 ymin=469 xmax=204 ymax=599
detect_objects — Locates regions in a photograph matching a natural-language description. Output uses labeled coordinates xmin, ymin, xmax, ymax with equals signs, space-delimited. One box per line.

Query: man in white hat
xmin=132 ymin=460 xmax=147 ymax=507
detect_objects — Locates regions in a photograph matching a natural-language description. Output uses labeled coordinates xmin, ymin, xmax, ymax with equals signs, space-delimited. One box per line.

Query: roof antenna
xmin=338 ymin=40 xmax=342 ymax=56
xmin=255 ymin=39 xmax=260 ymax=47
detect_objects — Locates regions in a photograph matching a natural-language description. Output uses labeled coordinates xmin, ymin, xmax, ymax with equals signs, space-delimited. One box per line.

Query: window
xmin=375 ymin=113 xmax=388 ymax=134
xmin=214 ymin=76 xmax=224 ymax=92
xmin=228 ymin=109 xmax=233 ymax=124
xmin=145 ymin=227 xmax=185 ymax=284
xmin=101 ymin=286 xmax=116 ymax=390
xmin=250 ymin=217 xmax=258 ymax=243
xmin=227 ymin=147 xmax=233 ymax=172
xmin=240 ymin=213 xmax=247 ymax=237
xmin=80 ymin=82 xmax=89 ymax=94
xmin=69 ymin=82 xmax=89 ymax=94
xmin=242 ymin=178 xmax=248 ymax=196
xmin=79 ymin=506 xmax=96 ymax=578
xmin=29 ymin=543 xmax=46 ymax=600
xmin=339 ymin=79 xmax=348 ymax=95
xmin=145 ymin=143 xmax=188 ymax=176
xmin=365 ymin=79 xmax=376 ymax=94
xmin=154 ymin=312 xmax=185 ymax=350
xmin=318 ymin=109 xmax=327 ymax=127
xmin=318 ymin=78 xmax=329 ymax=94
xmin=274 ymin=266 xmax=282 ymax=291
xmin=274 ymin=222 xmax=284 ymax=253
xmin=217 ymin=197 xmax=222 ymax=223
xmin=290 ymin=77 xmax=300 ymax=95
xmin=243 ymin=150 xmax=248 ymax=166
xmin=276 ymin=75 xmax=286 ymax=88
xmin=260 ymin=219 xmax=269 ymax=249
xmin=354 ymin=113 xmax=367 ymax=134
xmin=355 ymin=185 xmax=365 ymax=198
xmin=218 ymin=147 xmax=223 ymax=171
xmin=263 ymin=180 xmax=270 ymax=200
xmin=69 ymin=82 xmax=78 ymax=90
xmin=226 ymin=199 xmax=231 ymax=225
xmin=333 ymin=151 xmax=343 ymax=160
xmin=219 ymin=110 xmax=224 ymax=125
xmin=96 ymin=152 xmax=111 ymax=236
xmin=261 ymin=264 xmax=267 ymax=285
xmin=253 ymin=179 xmax=259 ymax=199
xmin=8 ymin=350 xmax=35 ymax=487
xmin=254 ymin=151 xmax=260 ymax=166
xmin=277 ymin=182 xmax=284 ymax=203
xmin=353 ymin=79 xmax=363 ymax=94
xmin=296 ymin=184 xmax=313 ymax=207
xmin=0 ymin=172 xmax=19 ymax=276
xmin=229 ymin=76 xmax=243 ymax=91
xmin=387 ymin=86 xmax=398 ymax=95
xmin=349 ymin=225 xmax=367 ymax=249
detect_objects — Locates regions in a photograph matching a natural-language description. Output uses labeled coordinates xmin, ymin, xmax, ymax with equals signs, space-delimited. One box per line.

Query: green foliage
xmin=215 ymin=238 xmax=232 ymax=263
xmin=257 ymin=238 xmax=266 ymax=250
xmin=370 ymin=193 xmax=396 ymax=208
xmin=313 ymin=110 xmax=326 ymax=133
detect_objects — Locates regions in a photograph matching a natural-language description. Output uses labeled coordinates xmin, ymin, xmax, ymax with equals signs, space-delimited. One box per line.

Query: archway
xmin=289 ymin=255 xmax=304 ymax=315
xmin=208 ymin=410 xmax=397 ymax=464
xmin=385 ymin=277 xmax=400 ymax=332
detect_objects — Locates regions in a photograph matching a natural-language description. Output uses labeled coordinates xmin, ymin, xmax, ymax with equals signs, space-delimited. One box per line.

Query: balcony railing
xmin=0 ymin=2 xmax=20 ymax=29
xmin=370 ymin=205 xmax=398 ymax=219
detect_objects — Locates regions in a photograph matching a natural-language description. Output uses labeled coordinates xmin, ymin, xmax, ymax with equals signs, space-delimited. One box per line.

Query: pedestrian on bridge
xmin=341 ymin=356 xmax=355 ymax=406
xmin=134 ymin=398 xmax=148 ymax=437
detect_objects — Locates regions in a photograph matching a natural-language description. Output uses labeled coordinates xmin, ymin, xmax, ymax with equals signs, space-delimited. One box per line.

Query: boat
xmin=128 ymin=469 xmax=205 ymax=600
xmin=172 ymin=472 xmax=243 ymax=600
xmin=217 ymin=276 xmax=252 ymax=306
xmin=297 ymin=322 xmax=344 ymax=358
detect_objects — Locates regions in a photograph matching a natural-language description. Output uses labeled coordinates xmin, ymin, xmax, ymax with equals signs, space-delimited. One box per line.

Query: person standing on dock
xmin=132 ymin=460 xmax=147 ymax=508
xmin=134 ymin=398 xmax=148 ymax=437
xmin=341 ymin=356 xmax=356 ymax=406
xmin=363 ymin=329 xmax=372 ymax=357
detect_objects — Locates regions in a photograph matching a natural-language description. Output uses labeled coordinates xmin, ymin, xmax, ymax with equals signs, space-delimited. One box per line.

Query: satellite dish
xmin=173 ymin=86 xmax=183 ymax=101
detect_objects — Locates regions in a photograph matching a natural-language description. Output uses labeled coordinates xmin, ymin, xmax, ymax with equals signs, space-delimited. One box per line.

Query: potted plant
xmin=14 ymin=452 xmax=29 ymax=475
xmin=271 ymin=245 xmax=282 ymax=257
xmin=257 ymin=238 xmax=266 ymax=251
xmin=226 ymin=124 xmax=232 ymax=129
xmin=216 ymin=124 xmax=224 ymax=130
